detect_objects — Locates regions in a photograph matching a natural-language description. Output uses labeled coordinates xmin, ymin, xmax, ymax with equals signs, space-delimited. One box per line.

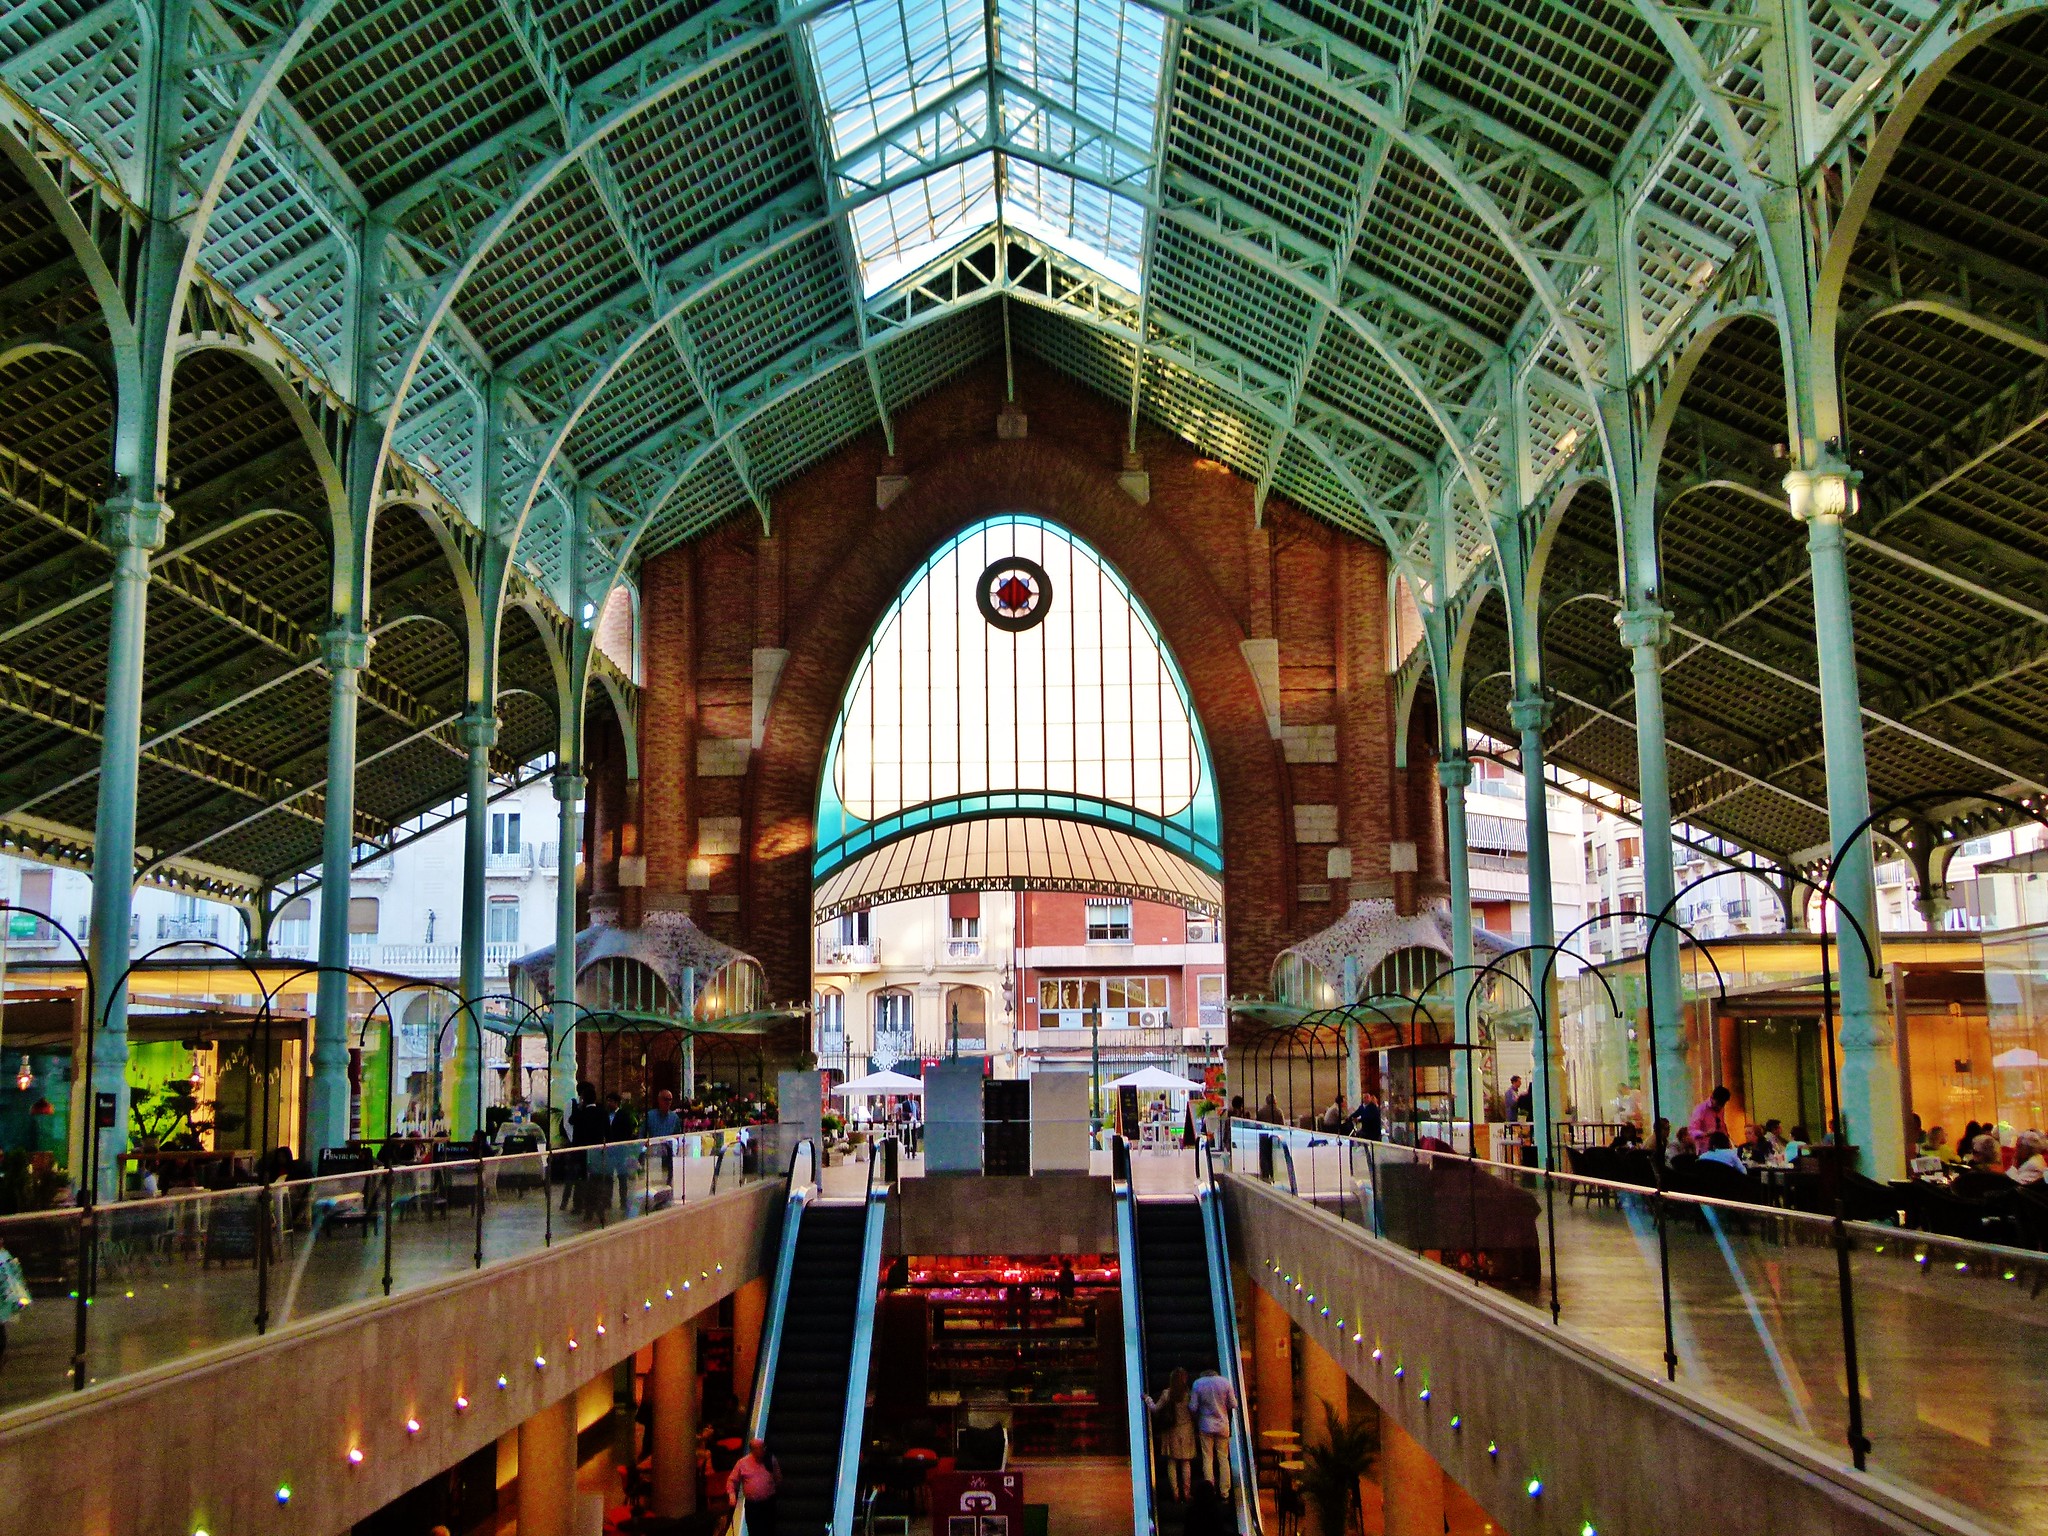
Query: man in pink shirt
xmin=1688 ymin=1086 xmax=1731 ymax=1146
xmin=727 ymin=1437 xmax=781 ymax=1534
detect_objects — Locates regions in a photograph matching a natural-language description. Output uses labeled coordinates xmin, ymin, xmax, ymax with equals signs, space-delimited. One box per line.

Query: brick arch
xmin=746 ymin=435 xmax=1295 ymax=1001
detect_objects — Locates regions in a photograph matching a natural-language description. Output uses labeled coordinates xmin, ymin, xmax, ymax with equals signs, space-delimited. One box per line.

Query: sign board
xmin=925 ymin=1469 xmax=1026 ymax=1536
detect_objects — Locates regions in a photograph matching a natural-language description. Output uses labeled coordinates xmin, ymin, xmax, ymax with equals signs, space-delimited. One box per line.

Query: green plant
xmin=1294 ymin=1404 xmax=1372 ymax=1536
xmin=821 ymin=1111 xmax=845 ymax=1136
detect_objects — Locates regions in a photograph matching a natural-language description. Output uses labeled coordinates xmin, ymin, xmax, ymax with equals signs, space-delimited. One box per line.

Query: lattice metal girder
xmin=487 ymin=0 xmax=763 ymax=519
xmin=1842 ymin=209 xmax=2048 ymax=358
xmin=366 ymin=0 xmax=856 ymax=488
xmin=0 ymin=651 xmax=382 ymax=835
xmin=1141 ymin=0 xmax=1609 ymax=196
xmin=983 ymin=233 xmax=1431 ymax=548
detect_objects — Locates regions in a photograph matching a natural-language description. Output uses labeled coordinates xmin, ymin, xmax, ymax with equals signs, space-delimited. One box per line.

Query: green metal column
xmin=1438 ymin=751 xmax=1475 ymax=1126
xmin=308 ymin=626 xmax=370 ymax=1154
xmin=1788 ymin=467 xmax=1903 ymax=1177
xmin=1617 ymin=605 xmax=1692 ymax=1127
xmin=87 ymin=497 xmax=172 ymax=1188
xmin=1509 ymin=692 xmax=1562 ymax=1168
xmin=552 ymin=765 xmax=585 ymax=1135
xmin=451 ymin=707 xmax=497 ymax=1138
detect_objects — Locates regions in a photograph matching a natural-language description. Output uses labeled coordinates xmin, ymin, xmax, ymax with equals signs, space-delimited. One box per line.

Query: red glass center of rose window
xmin=994 ymin=574 xmax=1034 ymax=612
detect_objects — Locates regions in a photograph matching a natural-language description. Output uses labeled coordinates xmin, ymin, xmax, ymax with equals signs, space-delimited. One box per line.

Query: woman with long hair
xmin=1145 ymin=1366 xmax=1197 ymax=1501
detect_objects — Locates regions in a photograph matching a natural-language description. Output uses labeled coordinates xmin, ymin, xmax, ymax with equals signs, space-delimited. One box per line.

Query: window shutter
xmin=948 ymin=891 xmax=980 ymax=920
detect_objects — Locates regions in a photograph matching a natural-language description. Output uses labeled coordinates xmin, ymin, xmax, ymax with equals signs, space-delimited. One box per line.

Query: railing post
xmin=70 ymin=1200 xmax=93 ymax=1391
xmin=382 ymin=1167 xmax=396 ymax=1296
xmin=473 ymin=1151 xmax=486 ymax=1269
xmin=254 ymin=1187 xmax=272 ymax=1335
xmin=543 ymin=1143 xmax=553 ymax=1247
xmin=1833 ymin=1212 xmax=1871 ymax=1468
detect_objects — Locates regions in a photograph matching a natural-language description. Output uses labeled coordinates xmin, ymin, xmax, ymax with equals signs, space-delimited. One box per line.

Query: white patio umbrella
xmin=831 ymin=1069 xmax=926 ymax=1097
xmin=1107 ymin=1066 xmax=1205 ymax=1092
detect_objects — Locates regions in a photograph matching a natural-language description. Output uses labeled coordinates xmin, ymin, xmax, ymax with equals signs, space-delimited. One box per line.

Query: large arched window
xmin=815 ymin=516 xmax=1222 ymax=909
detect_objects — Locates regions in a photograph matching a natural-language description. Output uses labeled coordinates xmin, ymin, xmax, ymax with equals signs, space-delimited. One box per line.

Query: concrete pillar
xmin=87 ymin=496 xmax=173 ymax=1190
xmin=552 ymin=765 xmax=585 ymax=1136
xmin=1439 ymin=753 xmax=1474 ymax=1124
xmin=1510 ymin=692 xmax=1566 ymax=1163
xmin=451 ymin=707 xmax=497 ymax=1138
xmin=1299 ymin=1332 xmax=1347 ymax=1448
xmin=1378 ymin=1412 xmax=1445 ymax=1536
xmin=518 ymin=1392 xmax=578 ymax=1536
xmin=1251 ymin=1286 xmax=1294 ymax=1437
xmin=652 ymin=1321 xmax=700 ymax=1517
xmin=1618 ymin=604 xmax=1693 ymax=1128
xmin=309 ymin=624 xmax=370 ymax=1155
xmin=733 ymin=1277 xmax=769 ymax=1406
xmin=1789 ymin=476 xmax=1904 ymax=1178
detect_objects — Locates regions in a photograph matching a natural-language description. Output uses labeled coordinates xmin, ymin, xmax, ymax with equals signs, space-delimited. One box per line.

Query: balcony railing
xmin=815 ymin=937 xmax=876 ymax=966
xmin=155 ymin=914 xmax=221 ymax=943
xmin=944 ymin=938 xmax=983 ymax=961
xmin=485 ymin=849 xmax=530 ymax=877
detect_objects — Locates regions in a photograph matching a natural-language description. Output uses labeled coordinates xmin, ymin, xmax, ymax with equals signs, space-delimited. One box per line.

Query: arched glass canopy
xmin=815 ymin=515 xmax=1222 ymax=896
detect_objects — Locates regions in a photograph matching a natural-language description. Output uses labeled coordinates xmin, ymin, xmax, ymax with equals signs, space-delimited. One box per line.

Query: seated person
xmin=1667 ymin=1125 xmax=1699 ymax=1165
xmin=2007 ymin=1130 xmax=2047 ymax=1185
xmin=1968 ymin=1132 xmax=2004 ymax=1170
xmin=1697 ymin=1131 xmax=1747 ymax=1172
xmin=1919 ymin=1124 xmax=1950 ymax=1160
xmin=1758 ymin=1118 xmax=1788 ymax=1159
xmin=1781 ymin=1125 xmax=1808 ymax=1164
xmin=1609 ymin=1123 xmax=1643 ymax=1152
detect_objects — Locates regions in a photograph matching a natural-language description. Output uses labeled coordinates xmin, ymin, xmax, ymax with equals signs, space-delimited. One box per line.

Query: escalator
xmin=747 ymin=1158 xmax=887 ymax=1535
xmin=1117 ymin=1138 xmax=1263 ymax=1536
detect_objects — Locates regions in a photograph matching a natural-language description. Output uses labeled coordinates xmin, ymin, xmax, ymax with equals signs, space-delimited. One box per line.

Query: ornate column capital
xmin=1436 ymin=754 xmax=1472 ymax=790
xmin=1783 ymin=459 xmax=1861 ymax=525
xmin=457 ymin=709 xmax=499 ymax=752
xmin=1507 ymin=692 xmax=1553 ymax=735
xmin=321 ymin=626 xmax=372 ymax=673
xmin=552 ymin=767 xmax=586 ymax=802
xmin=100 ymin=494 xmax=172 ymax=552
xmin=1614 ymin=603 xmax=1671 ymax=652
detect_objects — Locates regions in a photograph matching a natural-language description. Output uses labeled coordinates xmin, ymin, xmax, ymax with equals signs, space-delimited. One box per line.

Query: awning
xmin=832 ymin=1070 xmax=926 ymax=1097
xmin=813 ymin=815 xmax=1222 ymax=921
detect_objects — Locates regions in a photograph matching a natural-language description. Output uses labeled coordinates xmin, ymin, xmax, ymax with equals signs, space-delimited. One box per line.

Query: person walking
xmin=727 ymin=1436 xmax=782 ymax=1536
xmin=607 ymin=1092 xmax=640 ymax=1212
xmin=1188 ymin=1363 xmax=1237 ymax=1499
xmin=564 ymin=1081 xmax=605 ymax=1214
xmin=1145 ymin=1367 xmax=1198 ymax=1501
xmin=1346 ymin=1091 xmax=1382 ymax=1142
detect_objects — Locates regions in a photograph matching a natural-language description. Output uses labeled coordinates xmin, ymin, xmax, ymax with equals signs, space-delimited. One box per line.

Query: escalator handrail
xmin=1111 ymin=1134 xmax=1158 ymax=1536
xmin=831 ymin=1169 xmax=892 ymax=1536
xmin=1195 ymin=1136 xmax=1266 ymax=1536
xmin=745 ymin=1136 xmax=819 ymax=1447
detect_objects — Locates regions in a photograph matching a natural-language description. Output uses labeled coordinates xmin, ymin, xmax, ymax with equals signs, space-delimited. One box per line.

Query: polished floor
xmin=1269 ymin=1137 xmax=2048 ymax=1532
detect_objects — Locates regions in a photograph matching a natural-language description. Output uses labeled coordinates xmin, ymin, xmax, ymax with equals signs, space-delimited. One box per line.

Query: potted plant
xmin=1294 ymin=1405 xmax=1372 ymax=1536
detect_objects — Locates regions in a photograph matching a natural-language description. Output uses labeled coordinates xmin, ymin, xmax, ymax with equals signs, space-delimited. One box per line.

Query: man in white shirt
xmin=1188 ymin=1365 xmax=1238 ymax=1498
xmin=1698 ymin=1131 xmax=1747 ymax=1172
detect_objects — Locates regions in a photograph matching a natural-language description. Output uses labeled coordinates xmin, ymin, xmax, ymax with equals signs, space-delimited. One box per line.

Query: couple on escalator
xmin=1147 ymin=1365 xmax=1239 ymax=1534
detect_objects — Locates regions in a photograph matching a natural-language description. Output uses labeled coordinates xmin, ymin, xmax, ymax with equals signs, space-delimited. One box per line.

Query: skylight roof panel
xmin=808 ymin=0 xmax=989 ymax=157
xmin=849 ymin=152 xmax=999 ymax=292
xmin=998 ymin=0 xmax=1166 ymax=150
xmin=1004 ymin=162 xmax=1145 ymax=290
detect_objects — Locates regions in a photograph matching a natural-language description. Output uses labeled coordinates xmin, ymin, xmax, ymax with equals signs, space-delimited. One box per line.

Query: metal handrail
xmin=1195 ymin=1135 xmax=1264 ymax=1535
xmin=1111 ymin=1135 xmax=1157 ymax=1536
xmin=832 ymin=1143 xmax=893 ymax=1536
xmin=744 ymin=1137 xmax=818 ymax=1448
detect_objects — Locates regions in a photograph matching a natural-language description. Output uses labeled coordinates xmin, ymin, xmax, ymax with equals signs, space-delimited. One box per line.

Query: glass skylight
xmin=804 ymin=0 xmax=1167 ymax=294
xmin=815 ymin=515 xmax=1223 ymax=887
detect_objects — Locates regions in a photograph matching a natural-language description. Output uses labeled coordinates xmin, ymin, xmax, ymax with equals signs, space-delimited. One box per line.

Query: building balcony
xmin=485 ymin=850 xmax=531 ymax=878
xmin=815 ymin=937 xmax=877 ymax=969
xmin=155 ymin=914 xmax=221 ymax=944
xmin=943 ymin=938 xmax=984 ymax=963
